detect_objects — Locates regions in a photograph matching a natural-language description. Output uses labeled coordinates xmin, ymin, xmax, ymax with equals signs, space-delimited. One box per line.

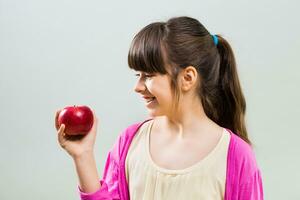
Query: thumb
xmin=55 ymin=110 xmax=61 ymax=131
xmin=57 ymin=124 xmax=67 ymax=145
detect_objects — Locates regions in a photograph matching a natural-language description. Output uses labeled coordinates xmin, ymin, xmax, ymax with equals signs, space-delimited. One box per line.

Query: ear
xmin=180 ymin=66 xmax=198 ymax=92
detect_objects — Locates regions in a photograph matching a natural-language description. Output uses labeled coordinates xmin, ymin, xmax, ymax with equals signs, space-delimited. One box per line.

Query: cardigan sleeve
xmin=78 ymin=132 xmax=123 ymax=200
xmin=238 ymin=169 xmax=264 ymax=200
xmin=78 ymin=150 xmax=121 ymax=200
xmin=76 ymin=120 xmax=149 ymax=200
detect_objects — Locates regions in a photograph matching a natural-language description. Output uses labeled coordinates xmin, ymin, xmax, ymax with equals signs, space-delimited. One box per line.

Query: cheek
xmin=145 ymin=78 xmax=173 ymax=101
xmin=156 ymin=86 xmax=173 ymax=102
xmin=145 ymin=80 xmax=154 ymax=92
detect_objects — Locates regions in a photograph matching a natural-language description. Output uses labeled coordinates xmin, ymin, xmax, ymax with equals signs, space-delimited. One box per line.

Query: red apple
xmin=57 ymin=105 xmax=94 ymax=135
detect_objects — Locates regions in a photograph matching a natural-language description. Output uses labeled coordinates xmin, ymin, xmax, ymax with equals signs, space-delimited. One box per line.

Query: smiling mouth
xmin=146 ymin=97 xmax=156 ymax=103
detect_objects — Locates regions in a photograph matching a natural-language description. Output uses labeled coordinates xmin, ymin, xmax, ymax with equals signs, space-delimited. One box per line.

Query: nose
xmin=134 ymin=78 xmax=146 ymax=93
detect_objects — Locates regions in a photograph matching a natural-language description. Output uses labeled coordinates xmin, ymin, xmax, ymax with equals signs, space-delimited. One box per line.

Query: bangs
xmin=128 ymin=22 xmax=168 ymax=74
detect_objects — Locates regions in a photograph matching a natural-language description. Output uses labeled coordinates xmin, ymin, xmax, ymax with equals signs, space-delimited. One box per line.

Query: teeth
xmin=147 ymin=97 xmax=155 ymax=103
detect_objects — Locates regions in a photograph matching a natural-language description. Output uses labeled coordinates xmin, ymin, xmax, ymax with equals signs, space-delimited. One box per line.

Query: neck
xmin=158 ymin=95 xmax=220 ymax=139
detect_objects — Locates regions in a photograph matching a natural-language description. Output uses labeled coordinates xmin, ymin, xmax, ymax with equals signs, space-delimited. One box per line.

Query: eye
xmin=144 ymin=74 xmax=154 ymax=78
xmin=135 ymin=73 xmax=154 ymax=79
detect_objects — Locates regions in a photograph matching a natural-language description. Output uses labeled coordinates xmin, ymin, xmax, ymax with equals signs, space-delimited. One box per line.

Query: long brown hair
xmin=128 ymin=16 xmax=251 ymax=145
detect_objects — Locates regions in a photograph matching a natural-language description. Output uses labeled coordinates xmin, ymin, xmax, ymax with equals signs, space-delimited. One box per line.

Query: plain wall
xmin=1 ymin=0 xmax=299 ymax=199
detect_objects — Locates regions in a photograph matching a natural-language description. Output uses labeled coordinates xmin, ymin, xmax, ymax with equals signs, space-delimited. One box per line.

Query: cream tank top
xmin=125 ymin=119 xmax=230 ymax=200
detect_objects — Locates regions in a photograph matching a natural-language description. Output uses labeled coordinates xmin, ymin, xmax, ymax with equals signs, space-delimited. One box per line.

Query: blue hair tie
xmin=212 ymin=34 xmax=218 ymax=46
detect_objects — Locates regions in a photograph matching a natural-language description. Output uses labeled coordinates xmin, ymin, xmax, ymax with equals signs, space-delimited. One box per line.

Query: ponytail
xmin=215 ymin=35 xmax=251 ymax=145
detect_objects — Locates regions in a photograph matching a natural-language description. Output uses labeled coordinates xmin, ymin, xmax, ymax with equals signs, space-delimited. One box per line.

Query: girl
xmin=56 ymin=16 xmax=264 ymax=199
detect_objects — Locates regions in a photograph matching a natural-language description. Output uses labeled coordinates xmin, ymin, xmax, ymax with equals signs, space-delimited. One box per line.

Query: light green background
xmin=1 ymin=0 xmax=299 ymax=199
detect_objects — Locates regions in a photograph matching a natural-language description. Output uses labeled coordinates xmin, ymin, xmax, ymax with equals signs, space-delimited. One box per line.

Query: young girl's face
xmin=134 ymin=71 xmax=174 ymax=117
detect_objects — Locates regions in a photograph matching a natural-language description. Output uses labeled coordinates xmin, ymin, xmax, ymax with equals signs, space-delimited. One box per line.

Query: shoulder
xmin=119 ymin=118 xmax=153 ymax=143
xmin=109 ymin=118 xmax=153 ymax=161
xmin=227 ymin=129 xmax=260 ymax=178
xmin=225 ymin=130 xmax=264 ymax=199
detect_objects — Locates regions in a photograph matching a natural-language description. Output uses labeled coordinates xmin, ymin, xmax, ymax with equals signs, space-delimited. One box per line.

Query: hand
xmin=55 ymin=109 xmax=98 ymax=158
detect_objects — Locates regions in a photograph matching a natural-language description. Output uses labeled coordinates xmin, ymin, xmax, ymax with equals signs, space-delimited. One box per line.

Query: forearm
xmin=73 ymin=152 xmax=101 ymax=193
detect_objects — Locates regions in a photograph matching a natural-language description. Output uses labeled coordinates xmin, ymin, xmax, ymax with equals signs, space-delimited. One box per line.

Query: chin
xmin=147 ymin=110 xmax=164 ymax=118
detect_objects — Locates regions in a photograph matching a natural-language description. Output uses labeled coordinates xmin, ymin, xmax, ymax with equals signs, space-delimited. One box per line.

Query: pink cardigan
xmin=79 ymin=119 xmax=264 ymax=200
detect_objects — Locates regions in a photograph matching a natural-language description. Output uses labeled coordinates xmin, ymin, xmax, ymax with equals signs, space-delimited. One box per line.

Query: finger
xmin=89 ymin=109 xmax=97 ymax=126
xmin=83 ymin=111 xmax=98 ymax=139
xmin=90 ymin=110 xmax=98 ymax=132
